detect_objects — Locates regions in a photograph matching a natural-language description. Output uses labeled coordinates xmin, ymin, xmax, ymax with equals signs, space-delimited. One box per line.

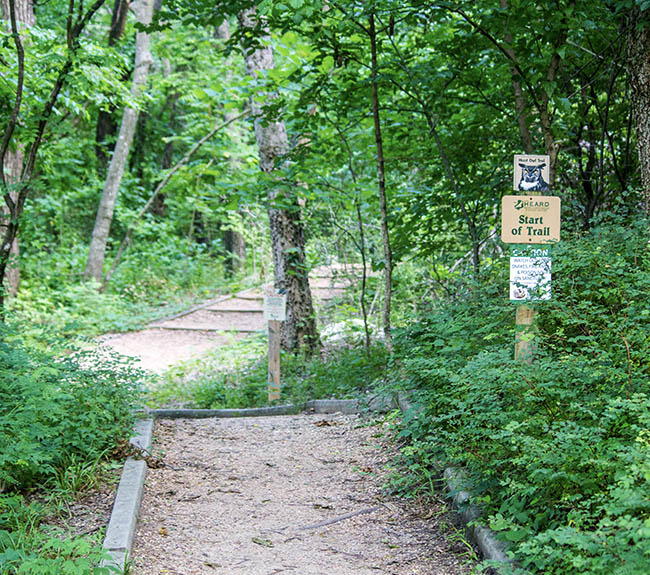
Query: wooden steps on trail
xmin=147 ymin=266 xmax=360 ymax=334
xmin=100 ymin=264 xmax=368 ymax=370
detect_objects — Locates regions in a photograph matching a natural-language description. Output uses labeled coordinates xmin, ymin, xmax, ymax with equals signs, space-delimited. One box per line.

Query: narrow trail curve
xmin=98 ymin=265 xmax=356 ymax=373
xmin=131 ymin=413 xmax=476 ymax=575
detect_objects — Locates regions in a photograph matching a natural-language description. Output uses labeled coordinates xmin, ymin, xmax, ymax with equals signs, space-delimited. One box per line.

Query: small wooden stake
xmin=268 ymin=319 xmax=281 ymax=401
xmin=515 ymin=304 xmax=536 ymax=363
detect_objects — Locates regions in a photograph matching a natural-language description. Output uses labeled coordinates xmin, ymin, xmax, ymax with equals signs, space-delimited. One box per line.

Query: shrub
xmin=150 ymin=334 xmax=388 ymax=409
xmin=0 ymin=328 xmax=144 ymax=490
xmin=389 ymin=218 xmax=650 ymax=574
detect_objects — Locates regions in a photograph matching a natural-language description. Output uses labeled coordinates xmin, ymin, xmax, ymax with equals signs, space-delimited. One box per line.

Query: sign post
xmin=264 ymin=291 xmax=287 ymax=402
xmin=502 ymin=155 xmax=560 ymax=363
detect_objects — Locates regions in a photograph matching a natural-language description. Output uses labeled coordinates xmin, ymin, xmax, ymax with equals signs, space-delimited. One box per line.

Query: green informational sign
xmin=509 ymin=244 xmax=552 ymax=302
xmin=510 ymin=244 xmax=552 ymax=258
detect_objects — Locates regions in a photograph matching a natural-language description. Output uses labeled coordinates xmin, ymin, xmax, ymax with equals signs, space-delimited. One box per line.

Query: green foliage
xmin=389 ymin=219 xmax=650 ymax=574
xmin=0 ymin=494 xmax=115 ymax=574
xmin=0 ymin=328 xmax=144 ymax=574
xmin=150 ymin=333 xmax=388 ymax=409
xmin=0 ymin=329 xmax=144 ymax=491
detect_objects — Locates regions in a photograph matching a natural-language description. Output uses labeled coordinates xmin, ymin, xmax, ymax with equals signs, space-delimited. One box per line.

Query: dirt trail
xmin=99 ymin=267 xmax=355 ymax=373
xmin=131 ymin=414 xmax=475 ymax=575
xmin=102 ymin=266 xmax=476 ymax=573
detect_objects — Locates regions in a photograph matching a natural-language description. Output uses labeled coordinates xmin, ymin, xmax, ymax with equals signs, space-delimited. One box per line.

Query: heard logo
xmin=514 ymin=199 xmax=551 ymax=211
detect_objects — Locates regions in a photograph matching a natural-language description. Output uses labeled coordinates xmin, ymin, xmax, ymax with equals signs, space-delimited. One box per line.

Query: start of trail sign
xmin=501 ymin=195 xmax=561 ymax=244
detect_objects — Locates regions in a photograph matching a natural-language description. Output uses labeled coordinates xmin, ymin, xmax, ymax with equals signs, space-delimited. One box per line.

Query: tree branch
xmin=0 ymin=0 xmax=25 ymax=214
xmin=101 ymin=109 xmax=251 ymax=288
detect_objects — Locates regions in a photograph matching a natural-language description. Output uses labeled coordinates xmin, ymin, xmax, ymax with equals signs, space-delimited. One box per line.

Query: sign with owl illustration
xmin=513 ymin=154 xmax=551 ymax=192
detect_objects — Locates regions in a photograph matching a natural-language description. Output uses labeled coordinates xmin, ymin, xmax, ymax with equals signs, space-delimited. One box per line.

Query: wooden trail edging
xmin=148 ymin=294 xmax=234 ymax=325
xmin=102 ymin=396 xmax=520 ymax=574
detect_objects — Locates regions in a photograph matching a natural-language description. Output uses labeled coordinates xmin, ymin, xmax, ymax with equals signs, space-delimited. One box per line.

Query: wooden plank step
xmin=204 ymin=308 xmax=263 ymax=313
xmin=153 ymin=326 xmax=262 ymax=333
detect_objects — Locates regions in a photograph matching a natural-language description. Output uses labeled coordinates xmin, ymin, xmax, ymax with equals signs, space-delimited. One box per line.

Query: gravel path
xmin=130 ymin=414 xmax=476 ymax=575
xmin=98 ymin=272 xmax=477 ymax=572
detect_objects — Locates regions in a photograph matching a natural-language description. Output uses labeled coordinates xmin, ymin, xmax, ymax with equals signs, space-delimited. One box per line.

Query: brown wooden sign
xmin=501 ymin=195 xmax=561 ymax=244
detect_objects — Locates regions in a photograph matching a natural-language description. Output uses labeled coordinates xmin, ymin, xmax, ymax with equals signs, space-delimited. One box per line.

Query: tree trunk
xmin=85 ymin=0 xmax=153 ymax=283
xmin=1 ymin=150 xmax=22 ymax=297
xmin=0 ymin=0 xmax=33 ymax=26
xmin=224 ymin=228 xmax=246 ymax=274
xmin=627 ymin=8 xmax=650 ymax=213
xmin=500 ymin=0 xmax=533 ymax=154
xmin=95 ymin=0 xmax=131 ymax=173
xmin=215 ymin=19 xmax=247 ymax=275
xmin=369 ymin=12 xmax=393 ymax=352
xmin=238 ymin=8 xmax=318 ymax=353
xmin=1 ymin=0 xmax=34 ymax=298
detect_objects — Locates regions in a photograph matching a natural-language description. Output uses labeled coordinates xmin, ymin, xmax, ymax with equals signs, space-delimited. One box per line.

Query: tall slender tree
xmin=626 ymin=5 xmax=650 ymax=212
xmin=85 ymin=0 xmax=154 ymax=283
xmin=238 ymin=8 xmax=318 ymax=353
xmin=95 ymin=0 xmax=131 ymax=174
xmin=215 ymin=19 xmax=247 ymax=276
xmin=368 ymin=11 xmax=393 ymax=351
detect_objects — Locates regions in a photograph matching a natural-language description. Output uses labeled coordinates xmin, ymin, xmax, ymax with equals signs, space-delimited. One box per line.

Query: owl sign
xmin=513 ymin=154 xmax=550 ymax=192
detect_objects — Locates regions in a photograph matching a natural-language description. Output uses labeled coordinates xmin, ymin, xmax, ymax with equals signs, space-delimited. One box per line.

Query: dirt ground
xmin=97 ymin=329 xmax=247 ymax=373
xmin=130 ymin=414 xmax=476 ymax=575
xmin=97 ymin=276 xmax=478 ymax=574
xmin=155 ymin=309 xmax=266 ymax=332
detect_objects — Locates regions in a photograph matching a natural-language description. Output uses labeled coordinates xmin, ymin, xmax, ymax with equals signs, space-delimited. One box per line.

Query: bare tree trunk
xmin=627 ymin=8 xmax=650 ymax=213
xmin=85 ymin=0 xmax=153 ymax=283
xmin=238 ymin=8 xmax=318 ymax=353
xmin=369 ymin=12 xmax=393 ymax=352
xmin=0 ymin=0 xmax=33 ymax=26
xmin=355 ymin=198 xmax=371 ymax=357
xmin=1 ymin=151 xmax=22 ymax=297
xmin=1 ymin=0 xmax=33 ymax=298
xmin=95 ymin=0 xmax=131 ymax=173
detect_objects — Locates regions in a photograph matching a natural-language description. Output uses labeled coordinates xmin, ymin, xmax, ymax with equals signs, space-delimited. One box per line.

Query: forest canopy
xmin=1 ymin=1 xmax=649 ymax=572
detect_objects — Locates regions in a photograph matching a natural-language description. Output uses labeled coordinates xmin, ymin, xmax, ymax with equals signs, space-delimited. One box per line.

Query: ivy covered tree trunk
xmin=85 ymin=0 xmax=153 ymax=283
xmin=627 ymin=7 xmax=650 ymax=213
xmin=238 ymin=8 xmax=318 ymax=353
xmin=0 ymin=0 xmax=34 ymax=298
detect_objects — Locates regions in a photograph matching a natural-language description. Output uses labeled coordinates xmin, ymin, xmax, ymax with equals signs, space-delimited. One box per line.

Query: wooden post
xmin=515 ymin=304 xmax=536 ymax=363
xmin=505 ymin=158 xmax=559 ymax=364
xmin=268 ymin=319 xmax=281 ymax=401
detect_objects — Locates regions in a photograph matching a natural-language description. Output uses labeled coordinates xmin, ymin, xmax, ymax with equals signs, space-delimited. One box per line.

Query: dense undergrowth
xmin=0 ymin=331 xmax=145 ymax=574
xmin=387 ymin=218 xmax=650 ymax=574
xmin=149 ymin=331 xmax=389 ymax=409
xmin=2 ymin=213 xmax=647 ymax=574
xmin=8 ymin=251 xmax=249 ymax=342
